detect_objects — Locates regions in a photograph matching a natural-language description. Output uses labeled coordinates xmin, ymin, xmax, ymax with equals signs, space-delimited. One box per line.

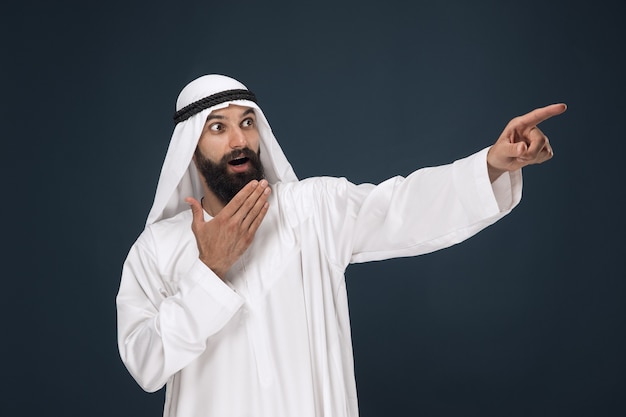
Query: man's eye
xmin=242 ymin=118 xmax=254 ymax=127
xmin=209 ymin=123 xmax=223 ymax=132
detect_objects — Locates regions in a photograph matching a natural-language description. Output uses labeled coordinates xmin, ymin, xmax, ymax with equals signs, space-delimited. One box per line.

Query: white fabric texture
xmin=117 ymin=75 xmax=523 ymax=417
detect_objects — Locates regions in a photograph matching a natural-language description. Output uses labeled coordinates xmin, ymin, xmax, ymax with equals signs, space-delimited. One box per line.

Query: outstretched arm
xmin=487 ymin=103 xmax=567 ymax=182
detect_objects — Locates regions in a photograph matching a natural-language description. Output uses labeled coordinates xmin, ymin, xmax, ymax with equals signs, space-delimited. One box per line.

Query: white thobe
xmin=117 ymin=148 xmax=522 ymax=417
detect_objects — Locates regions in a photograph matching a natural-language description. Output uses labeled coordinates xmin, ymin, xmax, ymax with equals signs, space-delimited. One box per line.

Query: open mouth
xmin=229 ymin=156 xmax=249 ymax=166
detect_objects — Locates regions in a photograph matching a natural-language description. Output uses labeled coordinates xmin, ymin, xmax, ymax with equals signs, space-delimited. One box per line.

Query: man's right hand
xmin=185 ymin=180 xmax=271 ymax=279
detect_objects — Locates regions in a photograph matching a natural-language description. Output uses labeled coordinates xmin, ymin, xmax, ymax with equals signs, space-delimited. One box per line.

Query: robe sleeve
xmin=350 ymin=146 xmax=521 ymax=263
xmin=116 ymin=227 xmax=244 ymax=392
xmin=294 ymin=147 xmax=522 ymax=267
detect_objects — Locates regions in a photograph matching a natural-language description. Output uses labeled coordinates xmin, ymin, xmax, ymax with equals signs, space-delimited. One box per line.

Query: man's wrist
xmin=487 ymin=163 xmax=505 ymax=183
xmin=199 ymin=255 xmax=226 ymax=280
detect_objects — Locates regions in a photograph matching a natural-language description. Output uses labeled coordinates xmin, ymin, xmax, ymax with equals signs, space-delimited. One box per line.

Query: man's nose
xmin=229 ymin=127 xmax=248 ymax=149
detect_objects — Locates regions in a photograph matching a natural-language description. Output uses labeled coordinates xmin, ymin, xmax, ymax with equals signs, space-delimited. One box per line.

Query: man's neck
xmin=200 ymin=187 xmax=226 ymax=217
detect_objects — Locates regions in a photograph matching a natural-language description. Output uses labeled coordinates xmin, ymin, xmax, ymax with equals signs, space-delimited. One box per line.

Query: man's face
xmin=194 ymin=104 xmax=265 ymax=204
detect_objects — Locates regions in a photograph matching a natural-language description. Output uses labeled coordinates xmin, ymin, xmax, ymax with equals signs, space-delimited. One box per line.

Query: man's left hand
xmin=487 ymin=103 xmax=567 ymax=182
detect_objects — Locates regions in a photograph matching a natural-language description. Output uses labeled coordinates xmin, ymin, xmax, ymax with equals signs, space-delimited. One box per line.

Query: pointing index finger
xmin=517 ymin=103 xmax=567 ymax=128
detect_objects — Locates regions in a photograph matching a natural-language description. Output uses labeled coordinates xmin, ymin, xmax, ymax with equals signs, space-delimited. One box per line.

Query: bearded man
xmin=117 ymin=74 xmax=566 ymax=417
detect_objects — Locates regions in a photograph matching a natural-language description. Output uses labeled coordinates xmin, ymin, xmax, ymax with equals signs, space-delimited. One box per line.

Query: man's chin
xmin=195 ymin=147 xmax=265 ymax=204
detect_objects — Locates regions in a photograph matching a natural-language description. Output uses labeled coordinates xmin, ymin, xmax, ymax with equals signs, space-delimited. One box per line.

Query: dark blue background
xmin=4 ymin=1 xmax=624 ymax=416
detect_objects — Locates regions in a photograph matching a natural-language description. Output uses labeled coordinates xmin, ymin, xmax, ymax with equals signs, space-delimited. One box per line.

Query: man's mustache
xmin=221 ymin=147 xmax=260 ymax=165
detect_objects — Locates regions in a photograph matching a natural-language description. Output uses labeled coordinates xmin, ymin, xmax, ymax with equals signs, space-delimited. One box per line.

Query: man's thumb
xmin=185 ymin=197 xmax=203 ymax=225
xmin=503 ymin=141 xmax=527 ymax=158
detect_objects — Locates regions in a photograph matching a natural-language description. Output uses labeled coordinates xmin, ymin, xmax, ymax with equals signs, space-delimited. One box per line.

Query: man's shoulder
xmin=274 ymin=176 xmax=350 ymax=196
xmin=137 ymin=210 xmax=193 ymax=248
xmin=271 ymin=177 xmax=359 ymax=226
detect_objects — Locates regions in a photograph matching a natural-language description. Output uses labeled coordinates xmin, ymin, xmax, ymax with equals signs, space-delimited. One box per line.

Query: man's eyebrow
xmin=205 ymin=108 xmax=254 ymax=123
xmin=205 ymin=114 xmax=225 ymax=122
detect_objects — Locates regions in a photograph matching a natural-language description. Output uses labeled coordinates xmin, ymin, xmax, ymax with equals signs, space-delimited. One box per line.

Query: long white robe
xmin=117 ymin=147 xmax=521 ymax=417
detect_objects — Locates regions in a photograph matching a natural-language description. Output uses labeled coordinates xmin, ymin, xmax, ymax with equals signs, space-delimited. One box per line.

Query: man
xmin=117 ymin=74 xmax=565 ymax=417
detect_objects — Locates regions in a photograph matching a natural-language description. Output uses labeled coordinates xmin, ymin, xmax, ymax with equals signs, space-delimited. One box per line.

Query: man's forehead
xmin=207 ymin=104 xmax=255 ymax=119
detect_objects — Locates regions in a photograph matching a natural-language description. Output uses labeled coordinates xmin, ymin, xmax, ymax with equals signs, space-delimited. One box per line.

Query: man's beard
xmin=194 ymin=147 xmax=265 ymax=205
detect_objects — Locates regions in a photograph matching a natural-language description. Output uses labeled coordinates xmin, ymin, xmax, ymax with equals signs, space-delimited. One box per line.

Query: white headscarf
xmin=146 ymin=74 xmax=298 ymax=226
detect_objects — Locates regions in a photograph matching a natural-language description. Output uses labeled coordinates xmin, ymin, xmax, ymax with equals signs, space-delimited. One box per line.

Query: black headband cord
xmin=173 ymin=89 xmax=257 ymax=124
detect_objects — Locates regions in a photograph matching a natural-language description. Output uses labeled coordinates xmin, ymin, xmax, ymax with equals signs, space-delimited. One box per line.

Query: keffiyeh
xmin=146 ymin=74 xmax=298 ymax=226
